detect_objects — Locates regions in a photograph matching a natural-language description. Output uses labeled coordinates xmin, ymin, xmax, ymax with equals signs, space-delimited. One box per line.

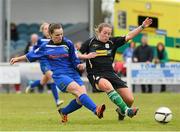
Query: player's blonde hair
xmin=94 ymin=23 xmax=112 ymax=36
xmin=40 ymin=22 xmax=49 ymax=32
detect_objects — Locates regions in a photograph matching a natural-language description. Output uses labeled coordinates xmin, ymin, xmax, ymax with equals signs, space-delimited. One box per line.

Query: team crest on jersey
xmin=105 ymin=43 xmax=110 ymax=49
xmin=92 ymin=44 xmax=99 ymax=48
xmin=63 ymin=45 xmax=69 ymax=52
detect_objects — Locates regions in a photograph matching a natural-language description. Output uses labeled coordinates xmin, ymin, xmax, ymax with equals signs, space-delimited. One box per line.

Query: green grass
xmin=0 ymin=93 xmax=180 ymax=131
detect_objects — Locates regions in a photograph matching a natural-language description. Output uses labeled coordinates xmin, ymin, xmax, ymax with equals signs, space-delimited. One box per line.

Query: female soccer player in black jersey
xmin=80 ymin=17 xmax=152 ymax=120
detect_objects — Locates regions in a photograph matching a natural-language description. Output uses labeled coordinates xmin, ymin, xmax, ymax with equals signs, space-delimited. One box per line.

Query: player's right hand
xmin=142 ymin=17 xmax=152 ymax=28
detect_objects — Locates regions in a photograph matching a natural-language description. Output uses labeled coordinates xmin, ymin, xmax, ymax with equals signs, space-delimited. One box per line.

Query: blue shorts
xmin=53 ymin=74 xmax=84 ymax=92
xmin=39 ymin=62 xmax=51 ymax=74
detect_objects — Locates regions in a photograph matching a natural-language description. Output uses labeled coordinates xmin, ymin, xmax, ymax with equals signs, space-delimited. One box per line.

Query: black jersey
xmin=80 ymin=36 xmax=126 ymax=74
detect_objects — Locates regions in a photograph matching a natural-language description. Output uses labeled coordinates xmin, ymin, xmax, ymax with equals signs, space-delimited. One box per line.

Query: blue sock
xmin=50 ymin=83 xmax=59 ymax=104
xmin=30 ymin=80 xmax=41 ymax=89
xmin=79 ymin=94 xmax=97 ymax=113
xmin=61 ymin=99 xmax=82 ymax=115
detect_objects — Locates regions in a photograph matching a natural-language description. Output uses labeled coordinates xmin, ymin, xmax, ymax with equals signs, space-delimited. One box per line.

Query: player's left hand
xmin=10 ymin=57 xmax=19 ymax=65
xmin=87 ymin=52 xmax=97 ymax=59
xmin=142 ymin=17 xmax=152 ymax=28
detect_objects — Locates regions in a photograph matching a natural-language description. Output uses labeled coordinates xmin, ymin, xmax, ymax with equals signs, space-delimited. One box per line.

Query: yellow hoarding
xmin=114 ymin=0 xmax=180 ymax=61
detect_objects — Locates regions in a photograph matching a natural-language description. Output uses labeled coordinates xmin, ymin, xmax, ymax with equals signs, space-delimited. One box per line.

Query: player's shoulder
xmin=37 ymin=41 xmax=48 ymax=51
xmin=110 ymin=36 xmax=126 ymax=45
xmin=110 ymin=36 xmax=126 ymax=41
xmin=63 ymin=37 xmax=74 ymax=49
xmin=83 ymin=37 xmax=96 ymax=45
xmin=63 ymin=37 xmax=73 ymax=44
xmin=38 ymin=37 xmax=50 ymax=43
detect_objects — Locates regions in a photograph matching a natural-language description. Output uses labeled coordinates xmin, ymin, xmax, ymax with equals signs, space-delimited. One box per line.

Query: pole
xmin=6 ymin=0 xmax=11 ymax=62
xmin=0 ymin=0 xmax=6 ymax=62
xmin=89 ymin=0 xmax=94 ymax=37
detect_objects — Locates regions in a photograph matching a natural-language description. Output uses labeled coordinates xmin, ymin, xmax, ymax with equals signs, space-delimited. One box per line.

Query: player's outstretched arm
xmin=10 ymin=55 xmax=27 ymax=65
xmin=125 ymin=17 xmax=152 ymax=41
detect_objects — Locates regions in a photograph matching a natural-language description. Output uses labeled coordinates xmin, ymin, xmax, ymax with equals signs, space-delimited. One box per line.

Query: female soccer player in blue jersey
xmin=10 ymin=23 xmax=105 ymax=123
xmin=25 ymin=22 xmax=63 ymax=107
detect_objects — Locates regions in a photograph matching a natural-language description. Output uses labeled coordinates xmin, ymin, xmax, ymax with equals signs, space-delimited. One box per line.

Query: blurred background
xmin=0 ymin=0 xmax=180 ymax=93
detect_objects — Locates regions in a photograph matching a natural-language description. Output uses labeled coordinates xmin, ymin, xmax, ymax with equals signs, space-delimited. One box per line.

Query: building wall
xmin=11 ymin=0 xmax=89 ymax=24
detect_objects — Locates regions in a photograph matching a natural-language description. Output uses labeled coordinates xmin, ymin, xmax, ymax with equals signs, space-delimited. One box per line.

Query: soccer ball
xmin=154 ymin=107 xmax=172 ymax=123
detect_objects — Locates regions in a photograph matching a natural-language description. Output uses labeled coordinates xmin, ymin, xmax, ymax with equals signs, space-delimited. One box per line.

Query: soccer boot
xmin=95 ymin=104 xmax=106 ymax=119
xmin=56 ymin=100 xmax=64 ymax=108
xmin=126 ymin=107 xmax=139 ymax=118
xmin=58 ymin=108 xmax=68 ymax=123
xmin=116 ymin=108 xmax=125 ymax=120
xmin=25 ymin=86 xmax=31 ymax=93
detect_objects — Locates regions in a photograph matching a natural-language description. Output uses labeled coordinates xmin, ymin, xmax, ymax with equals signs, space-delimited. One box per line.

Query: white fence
xmin=126 ymin=62 xmax=180 ymax=90
xmin=0 ymin=63 xmax=20 ymax=84
xmin=0 ymin=62 xmax=180 ymax=89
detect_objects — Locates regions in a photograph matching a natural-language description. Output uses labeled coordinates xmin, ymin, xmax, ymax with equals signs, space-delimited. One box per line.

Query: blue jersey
xmin=33 ymin=37 xmax=50 ymax=51
xmin=26 ymin=37 xmax=81 ymax=76
xmin=26 ymin=37 xmax=83 ymax=91
xmin=31 ymin=37 xmax=51 ymax=74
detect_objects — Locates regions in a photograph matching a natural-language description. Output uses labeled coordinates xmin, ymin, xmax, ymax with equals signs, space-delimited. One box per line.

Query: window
xmin=118 ymin=10 xmax=126 ymax=29
xmin=138 ymin=16 xmax=158 ymax=28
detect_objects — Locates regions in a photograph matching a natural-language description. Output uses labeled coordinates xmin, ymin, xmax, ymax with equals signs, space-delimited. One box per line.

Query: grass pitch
xmin=0 ymin=93 xmax=180 ymax=131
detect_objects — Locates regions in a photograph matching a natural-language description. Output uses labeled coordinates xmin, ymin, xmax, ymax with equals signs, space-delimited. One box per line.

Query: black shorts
xmin=87 ymin=71 xmax=127 ymax=91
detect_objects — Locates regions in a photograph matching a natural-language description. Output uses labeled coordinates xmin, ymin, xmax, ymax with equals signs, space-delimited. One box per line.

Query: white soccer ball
xmin=155 ymin=107 xmax=172 ymax=123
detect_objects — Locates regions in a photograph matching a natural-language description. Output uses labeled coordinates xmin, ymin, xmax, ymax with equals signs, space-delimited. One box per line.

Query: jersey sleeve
xmin=26 ymin=45 xmax=46 ymax=62
xmin=79 ymin=39 xmax=91 ymax=54
xmin=67 ymin=40 xmax=81 ymax=69
xmin=37 ymin=38 xmax=42 ymax=47
xmin=111 ymin=36 xmax=126 ymax=49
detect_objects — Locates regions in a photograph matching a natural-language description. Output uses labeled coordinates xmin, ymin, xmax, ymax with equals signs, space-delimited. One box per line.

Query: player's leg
xmin=117 ymin=87 xmax=134 ymax=107
xmin=160 ymin=84 xmax=166 ymax=92
xmin=58 ymin=85 xmax=86 ymax=119
xmin=116 ymin=87 xmax=136 ymax=120
xmin=109 ymin=73 xmax=138 ymax=119
xmin=25 ymin=79 xmax=44 ymax=93
xmin=141 ymin=84 xmax=146 ymax=93
xmin=60 ymin=98 xmax=82 ymax=115
xmin=66 ymin=82 xmax=105 ymax=118
xmin=58 ymin=97 xmax=82 ymax=123
xmin=55 ymin=75 xmax=105 ymax=123
xmin=147 ymin=84 xmax=153 ymax=93
xmin=97 ymin=78 xmax=129 ymax=114
xmin=40 ymin=74 xmax=49 ymax=85
xmin=44 ymin=70 xmax=63 ymax=107
xmin=14 ymin=84 xmax=21 ymax=94
xmin=95 ymin=74 xmax=138 ymax=118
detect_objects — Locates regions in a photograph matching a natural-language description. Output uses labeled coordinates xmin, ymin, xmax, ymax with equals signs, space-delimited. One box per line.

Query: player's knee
xmin=76 ymin=98 xmax=82 ymax=105
xmin=98 ymin=79 xmax=113 ymax=92
xmin=100 ymin=86 xmax=112 ymax=93
xmin=40 ymin=80 xmax=46 ymax=85
xmin=78 ymin=88 xmax=86 ymax=94
xmin=74 ymin=86 xmax=86 ymax=97
xmin=45 ymin=71 xmax=52 ymax=80
xmin=80 ymin=86 xmax=87 ymax=94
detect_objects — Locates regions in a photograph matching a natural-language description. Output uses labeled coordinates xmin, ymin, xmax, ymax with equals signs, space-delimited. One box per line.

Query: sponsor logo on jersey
xmin=48 ymin=54 xmax=69 ymax=59
xmin=92 ymin=44 xmax=99 ymax=48
xmin=96 ymin=50 xmax=108 ymax=56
